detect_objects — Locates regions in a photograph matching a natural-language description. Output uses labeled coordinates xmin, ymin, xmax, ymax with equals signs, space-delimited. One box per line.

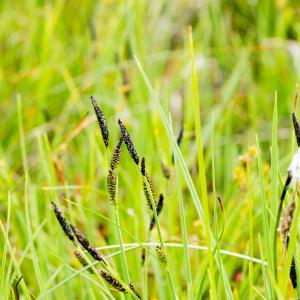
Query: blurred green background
xmin=2 ymin=0 xmax=300 ymax=299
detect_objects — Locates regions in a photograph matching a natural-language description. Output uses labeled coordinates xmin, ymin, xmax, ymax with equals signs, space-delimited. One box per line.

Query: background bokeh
xmin=2 ymin=1 xmax=300 ymax=299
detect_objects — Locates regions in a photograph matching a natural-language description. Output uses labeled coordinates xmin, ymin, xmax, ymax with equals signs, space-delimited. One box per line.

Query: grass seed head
xmin=118 ymin=118 xmax=139 ymax=165
xmin=141 ymin=157 xmax=157 ymax=210
xmin=176 ymin=125 xmax=184 ymax=147
xmin=156 ymin=246 xmax=167 ymax=264
xmin=129 ymin=283 xmax=141 ymax=299
xmin=74 ymin=250 xmax=94 ymax=274
xmin=110 ymin=137 xmax=123 ymax=170
xmin=90 ymin=96 xmax=109 ymax=148
xmin=70 ymin=224 xmax=106 ymax=263
xmin=107 ymin=169 xmax=117 ymax=205
xmin=279 ymin=200 xmax=296 ymax=243
xmin=149 ymin=194 xmax=164 ymax=231
xmin=51 ymin=201 xmax=75 ymax=243
xmin=292 ymin=112 xmax=300 ymax=147
xmin=100 ymin=270 xmax=126 ymax=293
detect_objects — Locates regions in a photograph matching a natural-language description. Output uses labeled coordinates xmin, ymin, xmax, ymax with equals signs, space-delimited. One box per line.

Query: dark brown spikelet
xmin=172 ymin=125 xmax=184 ymax=163
xmin=156 ymin=246 xmax=167 ymax=264
xmin=51 ymin=202 xmax=75 ymax=242
xmin=74 ymin=250 xmax=94 ymax=274
xmin=285 ymin=237 xmax=298 ymax=289
xmin=292 ymin=113 xmax=300 ymax=147
xmin=290 ymin=256 xmax=297 ymax=288
xmin=279 ymin=201 xmax=296 ymax=243
xmin=118 ymin=119 xmax=139 ymax=165
xmin=100 ymin=270 xmax=126 ymax=293
xmin=90 ymin=96 xmax=109 ymax=148
xmin=111 ymin=137 xmax=123 ymax=170
xmin=141 ymin=248 xmax=146 ymax=265
xmin=149 ymin=194 xmax=164 ymax=231
xmin=129 ymin=283 xmax=141 ymax=299
xmin=107 ymin=169 xmax=117 ymax=205
xmin=70 ymin=224 xmax=106 ymax=264
xmin=177 ymin=125 xmax=184 ymax=147
xmin=141 ymin=158 xmax=157 ymax=210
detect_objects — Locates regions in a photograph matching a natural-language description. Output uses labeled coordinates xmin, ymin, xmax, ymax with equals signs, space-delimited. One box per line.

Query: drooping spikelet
xmin=141 ymin=248 xmax=146 ymax=265
xmin=74 ymin=250 xmax=94 ymax=274
xmin=107 ymin=169 xmax=117 ymax=205
xmin=149 ymin=194 xmax=164 ymax=231
xmin=118 ymin=119 xmax=139 ymax=165
xmin=51 ymin=202 xmax=75 ymax=243
xmin=141 ymin=157 xmax=157 ymax=210
xmin=99 ymin=270 xmax=126 ymax=293
xmin=172 ymin=125 xmax=184 ymax=163
xmin=155 ymin=246 xmax=167 ymax=264
xmin=129 ymin=283 xmax=141 ymax=299
xmin=90 ymin=96 xmax=109 ymax=148
xmin=285 ymin=237 xmax=298 ymax=289
xmin=290 ymin=256 xmax=297 ymax=288
xmin=279 ymin=200 xmax=296 ymax=243
xmin=176 ymin=125 xmax=184 ymax=147
xmin=292 ymin=112 xmax=300 ymax=147
xmin=110 ymin=137 xmax=123 ymax=170
xmin=70 ymin=224 xmax=106 ymax=264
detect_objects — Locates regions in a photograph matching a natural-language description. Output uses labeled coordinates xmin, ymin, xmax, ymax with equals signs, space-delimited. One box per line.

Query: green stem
xmin=143 ymin=178 xmax=177 ymax=299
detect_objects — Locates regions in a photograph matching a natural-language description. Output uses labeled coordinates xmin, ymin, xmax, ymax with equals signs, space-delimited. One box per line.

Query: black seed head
xmin=110 ymin=137 xmax=123 ymax=170
xmin=177 ymin=125 xmax=184 ymax=147
xmin=292 ymin=113 xmax=300 ymax=147
xmin=90 ymin=96 xmax=109 ymax=148
xmin=51 ymin=202 xmax=75 ymax=242
xmin=118 ymin=119 xmax=139 ymax=165
xmin=74 ymin=250 xmax=94 ymax=274
xmin=107 ymin=169 xmax=117 ymax=205
xmin=129 ymin=283 xmax=141 ymax=299
xmin=141 ymin=157 xmax=146 ymax=176
xmin=149 ymin=194 xmax=164 ymax=231
xmin=100 ymin=270 xmax=126 ymax=293
xmin=70 ymin=224 xmax=106 ymax=263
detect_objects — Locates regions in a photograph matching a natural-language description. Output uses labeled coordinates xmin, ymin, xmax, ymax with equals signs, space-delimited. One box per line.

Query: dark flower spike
xmin=129 ymin=283 xmax=141 ymax=299
xmin=176 ymin=125 xmax=184 ymax=147
xmin=292 ymin=113 xmax=300 ymax=147
xmin=286 ymin=237 xmax=297 ymax=289
xmin=107 ymin=169 xmax=117 ymax=205
xmin=74 ymin=250 xmax=94 ymax=274
xmin=70 ymin=224 xmax=106 ymax=264
xmin=90 ymin=96 xmax=109 ymax=148
xmin=172 ymin=125 xmax=184 ymax=163
xmin=111 ymin=137 xmax=123 ymax=170
xmin=51 ymin=201 xmax=75 ymax=243
xmin=156 ymin=246 xmax=167 ymax=264
xmin=141 ymin=158 xmax=157 ymax=210
xmin=290 ymin=256 xmax=297 ymax=288
xmin=118 ymin=119 xmax=139 ymax=165
xmin=100 ymin=270 xmax=126 ymax=293
xmin=149 ymin=194 xmax=164 ymax=231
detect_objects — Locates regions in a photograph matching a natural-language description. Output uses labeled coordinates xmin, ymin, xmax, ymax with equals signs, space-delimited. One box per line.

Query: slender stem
xmin=143 ymin=178 xmax=177 ymax=299
xmin=174 ymin=157 xmax=193 ymax=299
xmin=114 ymin=203 xmax=131 ymax=283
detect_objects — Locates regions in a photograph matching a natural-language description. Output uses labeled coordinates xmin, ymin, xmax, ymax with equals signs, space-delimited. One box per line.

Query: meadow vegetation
xmin=2 ymin=1 xmax=300 ymax=299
